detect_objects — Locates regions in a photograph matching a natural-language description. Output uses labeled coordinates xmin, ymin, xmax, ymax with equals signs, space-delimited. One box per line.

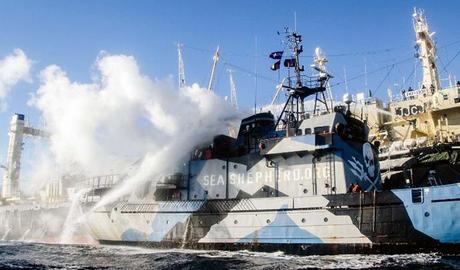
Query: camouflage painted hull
xmin=87 ymin=183 xmax=460 ymax=254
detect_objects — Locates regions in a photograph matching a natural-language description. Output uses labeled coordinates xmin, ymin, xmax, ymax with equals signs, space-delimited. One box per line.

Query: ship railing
xmin=392 ymin=88 xmax=427 ymax=101
xmin=156 ymin=173 xmax=188 ymax=189
xmin=74 ymin=174 xmax=121 ymax=190
xmin=285 ymin=75 xmax=328 ymax=91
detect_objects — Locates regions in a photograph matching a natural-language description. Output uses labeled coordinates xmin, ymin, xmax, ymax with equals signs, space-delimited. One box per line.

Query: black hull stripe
xmin=432 ymin=197 xmax=460 ymax=203
xmin=118 ymin=203 xmax=405 ymax=214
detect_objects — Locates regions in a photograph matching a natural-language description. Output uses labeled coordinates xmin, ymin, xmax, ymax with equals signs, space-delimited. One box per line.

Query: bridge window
xmin=304 ymin=128 xmax=312 ymax=135
xmin=411 ymin=188 xmax=424 ymax=203
xmin=314 ymin=126 xmax=330 ymax=134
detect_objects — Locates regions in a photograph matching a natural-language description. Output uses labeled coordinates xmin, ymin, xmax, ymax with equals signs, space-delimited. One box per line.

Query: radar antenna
xmin=312 ymin=47 xmax=334 ymax=112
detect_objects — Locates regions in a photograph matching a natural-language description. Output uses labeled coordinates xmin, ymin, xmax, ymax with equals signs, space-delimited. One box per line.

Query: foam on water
xmin=0 ymin=242 xmax=458 ymax=270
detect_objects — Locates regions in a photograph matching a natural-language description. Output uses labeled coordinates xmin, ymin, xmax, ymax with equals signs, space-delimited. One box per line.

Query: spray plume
xmin=28 ymin=52 xmax=240 ymax=207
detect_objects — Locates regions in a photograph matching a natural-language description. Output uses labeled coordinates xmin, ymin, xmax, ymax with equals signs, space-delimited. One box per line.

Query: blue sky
xmin=0 ymin=1 xmax=459 ymax=180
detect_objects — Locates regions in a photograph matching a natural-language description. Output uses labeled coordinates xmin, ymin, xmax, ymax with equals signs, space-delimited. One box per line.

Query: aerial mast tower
xmin=272 ymin=29 xmax=331 ymax=134
xmin=413 ymin=7 xmax=441 ymax=92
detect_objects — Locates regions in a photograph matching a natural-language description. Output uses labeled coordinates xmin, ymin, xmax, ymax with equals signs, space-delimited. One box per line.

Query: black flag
xmin=271 ymin=60 xmax=281 ymax=71
xmin=269 ymin=51 xmax=283 ymax=59
xmin=284 ymin=58 xmax=296 ymax=67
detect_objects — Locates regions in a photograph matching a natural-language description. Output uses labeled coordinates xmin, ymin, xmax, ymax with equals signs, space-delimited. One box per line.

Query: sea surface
xmin=0 ymin=241 xmax=459 ymax=270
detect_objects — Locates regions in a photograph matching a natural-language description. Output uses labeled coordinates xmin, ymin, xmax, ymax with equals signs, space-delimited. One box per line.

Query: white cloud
xmin=0 ymin=49 xmax=32 ymax=110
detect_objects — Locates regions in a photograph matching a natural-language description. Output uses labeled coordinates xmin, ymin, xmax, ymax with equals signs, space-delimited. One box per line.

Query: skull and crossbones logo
xmin=348 ymin=143 xmax=378 ymax=191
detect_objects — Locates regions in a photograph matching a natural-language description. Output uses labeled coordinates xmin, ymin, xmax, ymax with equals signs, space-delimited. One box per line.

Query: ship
xmin=82 ymin=22 xmax=460 ymax=254
xmin=0 ymin=7 xmax=458 ymax=254
xmin=354 ymin=8 xmax=460 ymax=191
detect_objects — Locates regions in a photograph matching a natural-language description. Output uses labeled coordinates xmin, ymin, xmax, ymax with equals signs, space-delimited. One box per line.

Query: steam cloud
xmin=0 ymin=49 xmax=32 ymax=110
xmin=28 ymin=52 xmax=239 ymax=205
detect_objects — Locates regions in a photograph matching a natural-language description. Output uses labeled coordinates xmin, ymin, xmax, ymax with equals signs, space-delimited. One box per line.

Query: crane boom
xmin=228 ymin=69 xmax=238 ymax=109
xmin=177 ymin=43 xmax=186 ymax=89
xmin=207 ymin=46 xmax=220 ymax=91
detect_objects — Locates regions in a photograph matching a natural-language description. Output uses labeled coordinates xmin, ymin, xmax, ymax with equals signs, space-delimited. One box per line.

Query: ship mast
xmin=312 ymin=47 xmax=334 ymax=111
xmin=271 ymin=29 xmax=331 ymax=135
xmin=413 ymin=7 xmax=441 ymax=92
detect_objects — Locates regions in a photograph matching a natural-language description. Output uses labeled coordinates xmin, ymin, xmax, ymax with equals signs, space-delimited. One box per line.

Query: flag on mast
xmin=271 ymin=60 xmax=281 ymax=71
xmin=284 ymin=58 xmax=296 ymax=67
xmin=269 ymin=51 xmax=283 ymax=59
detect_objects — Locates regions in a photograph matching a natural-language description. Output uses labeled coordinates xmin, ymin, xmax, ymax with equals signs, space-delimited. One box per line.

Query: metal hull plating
xmin=86 ymin=183 xmax=460 ymax=254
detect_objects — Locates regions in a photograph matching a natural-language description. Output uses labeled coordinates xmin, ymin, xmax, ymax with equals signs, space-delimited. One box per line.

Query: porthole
xmin=233 ymin=164 xmax=238 ymax=169
xmin=222 ymin=165 xmax=226 ymax=170
xmin=234 ymin=220 xmax=238 ymax=224
xmin=425 ymin=212 xmax=430 ymax=217
xmin=331 ymin=187 xmax=336 ymax=192
xmin=114 ymin=207 xmax=117 ymax=211
xmin=301 ymin=218 xmax=306 ymax=223
xmin=111 ymin=219 xmax=114 ymax=223
xmin=324 ymin=217 xmax=328 ymax=222
xmin=303 ymin=188 xmax=308 ymax=194
xmin=193 ymin=194 xmax=197 ymax=199
xmin=146 ymin=220 xmax=150 ymax=224
xmin=266 ymin=219 xmax=271 ymax=224
xmin=216 ymin=194 xmax=219 ymax=198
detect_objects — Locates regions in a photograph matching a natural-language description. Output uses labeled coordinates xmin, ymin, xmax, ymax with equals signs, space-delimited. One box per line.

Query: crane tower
xmin=1 ymin=114 xmax=48 ymax=200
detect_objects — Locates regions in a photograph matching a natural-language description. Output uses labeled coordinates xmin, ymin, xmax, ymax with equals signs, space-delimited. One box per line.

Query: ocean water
xmin=0 ymin=242 xmax=459 ymax=270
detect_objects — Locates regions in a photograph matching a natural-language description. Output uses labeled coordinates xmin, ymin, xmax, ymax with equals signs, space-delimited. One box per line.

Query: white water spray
xmin=28 ymin=52 xmax=239 ymax=218
xmin=1 ymin=227 xmax=11 ymax=241
xmin=59 ymin=188 xmax=89 ymax=244
xmin=181 ymin=217 xmax=192 ymax=249
xmin=20 ymin=228 xmax=31 ymax=242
